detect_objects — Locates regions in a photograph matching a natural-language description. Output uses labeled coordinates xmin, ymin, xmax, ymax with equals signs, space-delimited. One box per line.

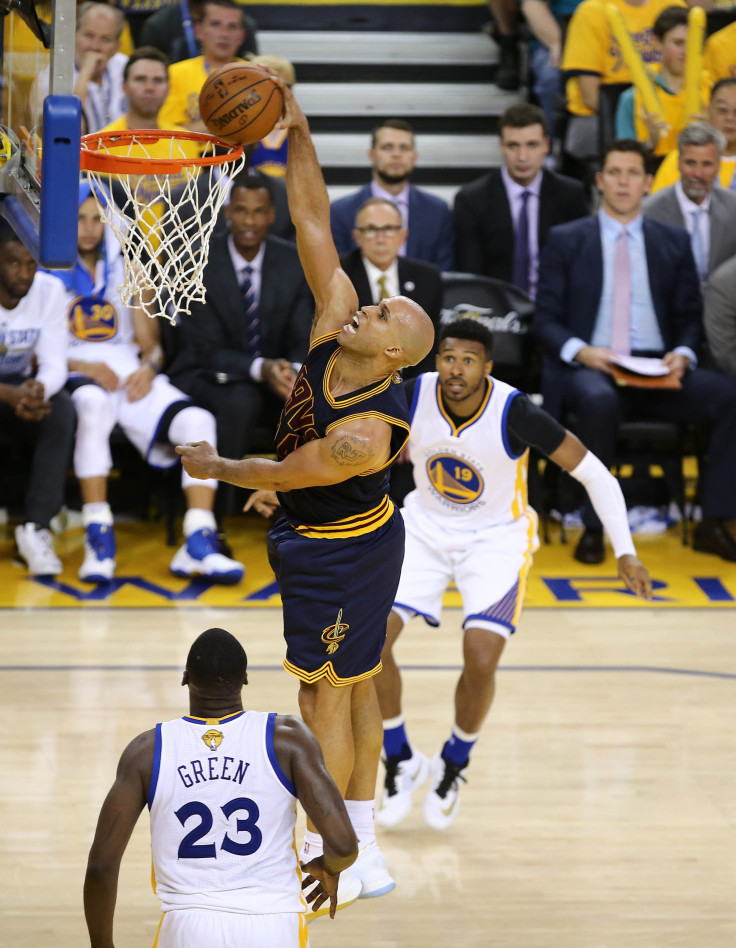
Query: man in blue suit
xmin=535 ymin=139 xmax=736 ymax=564
xmin=329 ymin=119 xmax=455 ymax=271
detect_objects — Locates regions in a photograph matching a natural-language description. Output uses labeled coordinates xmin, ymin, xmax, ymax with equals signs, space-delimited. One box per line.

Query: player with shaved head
xmin=177 ymin=80 xmax=434 ymax=907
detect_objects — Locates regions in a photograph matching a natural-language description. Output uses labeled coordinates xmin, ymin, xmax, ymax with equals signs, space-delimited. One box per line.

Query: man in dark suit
xmin=167 ymin=172 xmax=313 ymax=514
xmin=339 ymin=197 xmax=442 ymax=378
xmin=330 ymin=119 xmax=455 ymax=271
xmin=644 ymin=123 xmax=736 ymax=282
xmin=453 ymin=103 xmax=588 ymax=298
xmin=535 ymin=139 xmax=736 ymax=564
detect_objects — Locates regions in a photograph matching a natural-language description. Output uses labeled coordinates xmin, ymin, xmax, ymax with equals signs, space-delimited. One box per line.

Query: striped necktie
xmin=377 ymin=274 xmax=389 ymax=302
xmin=241 ymin=265 xmax=261 ymax=358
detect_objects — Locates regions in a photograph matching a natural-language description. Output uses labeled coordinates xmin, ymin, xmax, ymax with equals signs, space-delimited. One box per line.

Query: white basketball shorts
xmin=154 ymin=908 xmax=309 ymax=948
xmin=393 ymin=502 xmax=539 ymax=638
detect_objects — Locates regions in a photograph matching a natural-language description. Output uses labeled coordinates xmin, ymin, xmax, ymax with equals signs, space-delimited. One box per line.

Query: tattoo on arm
xmin=330 ymin=435 xmax=374 ymax=466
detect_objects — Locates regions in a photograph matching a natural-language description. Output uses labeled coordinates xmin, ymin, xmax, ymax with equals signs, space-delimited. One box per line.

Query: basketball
xmin=199 ymin=63 xmax=284 ymax=146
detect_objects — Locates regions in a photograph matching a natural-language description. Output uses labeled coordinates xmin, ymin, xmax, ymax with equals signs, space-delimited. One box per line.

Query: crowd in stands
xmin=4 ymin=0 xmax=736 ymax=579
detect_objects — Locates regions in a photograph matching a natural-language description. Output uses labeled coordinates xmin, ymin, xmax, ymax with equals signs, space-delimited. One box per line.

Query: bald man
xmin=177 ymin=81 xmax=434 ymax=907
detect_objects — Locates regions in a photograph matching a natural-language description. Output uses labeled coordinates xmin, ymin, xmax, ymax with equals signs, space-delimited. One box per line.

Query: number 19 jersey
xmin=149 ymin=710 xmax=305 ymax=915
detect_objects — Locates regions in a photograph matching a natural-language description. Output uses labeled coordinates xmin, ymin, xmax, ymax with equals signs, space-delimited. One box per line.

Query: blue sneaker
xmin=169 ymin=527 xmax=244 ymax=585
xmin=79 ymin=523 xmax=116 ymax=582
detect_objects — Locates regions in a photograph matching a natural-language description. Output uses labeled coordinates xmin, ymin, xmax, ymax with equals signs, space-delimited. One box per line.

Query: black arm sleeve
xmin=506 ymin=393 xmax=567 ymax=457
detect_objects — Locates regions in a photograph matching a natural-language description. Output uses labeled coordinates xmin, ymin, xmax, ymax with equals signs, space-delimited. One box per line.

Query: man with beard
xmin=644 ymin=122 xmax=736 ymax=282
xmin=0 ymin=222 xmax=75 ymax=576
xmin=329 ymin=119 xmax=455 ymax=270
xmin=373 ymin=318 xmax=651 ymax=832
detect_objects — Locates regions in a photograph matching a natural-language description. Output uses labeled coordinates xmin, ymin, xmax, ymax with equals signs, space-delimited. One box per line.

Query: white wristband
xmin=568 ymin=451 xmax=636 ymax=559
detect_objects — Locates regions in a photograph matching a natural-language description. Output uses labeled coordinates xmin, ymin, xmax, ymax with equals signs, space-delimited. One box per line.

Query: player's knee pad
xmin=167 ymin=405 xmax=217 ymax=449
xmin=71 ymin=385 xmax=115 ymax=478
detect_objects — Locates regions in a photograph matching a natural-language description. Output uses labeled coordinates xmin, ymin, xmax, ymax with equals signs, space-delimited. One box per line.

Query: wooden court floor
xmin=1 ymin=602 xmax=735 ymax=948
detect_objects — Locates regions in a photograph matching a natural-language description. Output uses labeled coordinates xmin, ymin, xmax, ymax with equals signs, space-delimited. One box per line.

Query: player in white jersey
xmin=53 ymin=182 xmax=243 ymax=584
xmin=375 ymin=318 xmax=653 ymax=830
xmin=84 ymin=627 xmax=360 ymax=948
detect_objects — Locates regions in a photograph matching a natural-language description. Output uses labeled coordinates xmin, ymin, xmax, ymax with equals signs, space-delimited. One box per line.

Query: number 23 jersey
xmin=148 ymin=710 xmax=305 ymax=915
xmin=405 ymin=372 xmax=531 ymax=530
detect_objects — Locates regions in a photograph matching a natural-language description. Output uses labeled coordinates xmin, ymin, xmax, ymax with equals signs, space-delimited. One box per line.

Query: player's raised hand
xmin=617 ymin=553 xmax=652 ymax=600
xmin=175 ymin=441 xmax=220 ymax=480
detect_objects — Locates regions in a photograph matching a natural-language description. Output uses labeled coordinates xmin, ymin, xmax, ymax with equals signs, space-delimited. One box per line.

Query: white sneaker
xmin=78 ymin=523 xmax=116 ymax=583
xmin=14 ymin=523 xmax=62 ymax=576
xmin=351 ymin=840 xmax=396 ymax=898
xmin=377 ymin=750 xmax=431 ymax=828
xmin=304 ymin=866 xmax=362 ymax=922
xmin=169 ymin=527 xmax=244 ymax=585
xmin=422 ymin=753 xmax=467 ymax=831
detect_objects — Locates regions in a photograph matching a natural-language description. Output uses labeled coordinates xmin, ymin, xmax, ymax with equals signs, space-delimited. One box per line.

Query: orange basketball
xmin=199 ymin=63 xmax=284 ymax=146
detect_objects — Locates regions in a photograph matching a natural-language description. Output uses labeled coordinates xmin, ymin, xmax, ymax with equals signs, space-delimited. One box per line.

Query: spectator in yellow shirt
xmin=615 ymin=6 xmax=709 ymax=159
xmin=703 ymin=19 xmax=736 ymax=87
xmin=561 ymin=0 xmax=686 ymax=158
xmin=158 ymin=0 xmax=248 ymax=134
xmin=651 ymin=78 xmax=736 ymax=191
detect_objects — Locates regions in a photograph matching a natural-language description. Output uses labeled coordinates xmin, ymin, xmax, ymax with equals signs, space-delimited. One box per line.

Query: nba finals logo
xmin=321 ymin=609 xmax=349 ymax=655
xmin=202 ymin=729 xmax=224 ymax=752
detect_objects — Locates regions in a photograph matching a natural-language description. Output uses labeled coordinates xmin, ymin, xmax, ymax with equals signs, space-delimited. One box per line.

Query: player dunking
xmin=84 ymin=628 xmax=359 ymax=948
xmin=177 ymin=80 xmax=435 ymax=898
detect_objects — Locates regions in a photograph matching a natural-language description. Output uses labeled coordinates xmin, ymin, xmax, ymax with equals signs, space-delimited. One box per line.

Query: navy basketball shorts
xmin=267 ymin=510 xmax=405 ymax=686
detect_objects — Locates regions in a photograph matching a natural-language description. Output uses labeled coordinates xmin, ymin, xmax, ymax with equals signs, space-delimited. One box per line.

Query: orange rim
xmin=80 ymin=129 xmax=244 ymax=175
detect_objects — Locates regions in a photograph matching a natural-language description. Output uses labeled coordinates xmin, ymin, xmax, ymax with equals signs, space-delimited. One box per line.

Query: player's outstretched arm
xmin=176 ymin=415 xmax=392 ymax=492
xmin=272 ymin=77 xmax=358 ymax=333
xmin=273 ymin=715 xmax=358 ymax=918
xmin=549 ymin=431 xmax=652 ymax=599
xmin=84 ymin=730 xmax=154 ymax=948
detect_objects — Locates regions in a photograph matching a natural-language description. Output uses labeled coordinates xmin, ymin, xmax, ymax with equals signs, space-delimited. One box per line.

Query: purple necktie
xmin=610 ymin=228 xmax=631 ymax=355
xmin=511 ymin=189 xmax=531 ymax=293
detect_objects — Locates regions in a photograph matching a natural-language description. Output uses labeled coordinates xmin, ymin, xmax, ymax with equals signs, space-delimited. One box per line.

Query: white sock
xmin=183 ymin=507 xmax=217 ymax=537
xmin=82 ymin=503 xmax=113 ymax=528
xmin=301 ymin=829 xmax=323 ymax=861
xmin=345 ymin=799 xmax=375 ymax=850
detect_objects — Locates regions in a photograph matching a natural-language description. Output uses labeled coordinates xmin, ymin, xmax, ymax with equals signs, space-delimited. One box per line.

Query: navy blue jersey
xmin=274 ymin=331 xmax=410 ymax=536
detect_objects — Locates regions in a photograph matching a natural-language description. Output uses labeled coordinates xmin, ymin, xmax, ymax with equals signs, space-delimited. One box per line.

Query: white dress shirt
xmin=362 ymin=257 xmax=400 ymax=302
xmin=674 ymin=180 xmax=711 ymax=281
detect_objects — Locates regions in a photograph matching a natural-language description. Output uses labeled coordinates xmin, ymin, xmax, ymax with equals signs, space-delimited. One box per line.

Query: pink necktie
xmin=610 ymin=228 xmax=631 ymax=355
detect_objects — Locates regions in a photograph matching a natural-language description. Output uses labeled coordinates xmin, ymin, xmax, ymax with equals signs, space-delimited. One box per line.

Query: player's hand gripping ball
xmin=199 ymin=62 xmax=284 ymax=145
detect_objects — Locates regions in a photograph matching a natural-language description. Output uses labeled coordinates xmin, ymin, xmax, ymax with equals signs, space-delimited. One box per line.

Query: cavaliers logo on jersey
xmin=68 ymin=295 xmax=119 ymax=342
xmin=277 ymin=367 xmax=319 ymax=459
xmin=321 ymin=609 xmax=349 ymax=655
xmin=427 ymin=454 xmax=484 ymax=504
xmin=202 ymin=728 xmax=224 ymax=752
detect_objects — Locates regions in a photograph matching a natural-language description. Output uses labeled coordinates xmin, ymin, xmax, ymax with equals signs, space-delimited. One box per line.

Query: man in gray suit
xmin=167 ymin=172 xmax=313 ymax=514
xmin=643 ymin=123 xmax=736 ymax=282
xmin=704 ymin=256 xmax=736 ymax=377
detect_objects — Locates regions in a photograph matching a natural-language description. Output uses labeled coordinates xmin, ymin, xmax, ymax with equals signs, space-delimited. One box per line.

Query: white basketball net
xmin=81 ymin=132 xmax=245 ymax=324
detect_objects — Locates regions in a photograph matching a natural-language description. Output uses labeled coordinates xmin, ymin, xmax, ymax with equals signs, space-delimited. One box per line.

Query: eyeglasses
xmin=354 ymin=225 xmax=403 ymax=238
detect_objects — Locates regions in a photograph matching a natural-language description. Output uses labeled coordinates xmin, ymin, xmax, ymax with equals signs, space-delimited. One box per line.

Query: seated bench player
xmin=49 ymin=181 xmax=243 ymax=583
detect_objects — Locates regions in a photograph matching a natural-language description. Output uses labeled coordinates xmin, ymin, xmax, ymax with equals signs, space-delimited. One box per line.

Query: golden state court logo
xmin=427 ymin=454 xmax=483 ymax=504
xmin=321 ymin=609 xmax=349 ymax=655
xmin=68 ymin=296 xmax=118 ymax=342
xmin=202 ymin=729 xmax=224 ymax=752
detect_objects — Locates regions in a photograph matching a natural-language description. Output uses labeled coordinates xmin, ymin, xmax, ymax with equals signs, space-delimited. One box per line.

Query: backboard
xmin=0 ymin=0 xmax=80 ymax=267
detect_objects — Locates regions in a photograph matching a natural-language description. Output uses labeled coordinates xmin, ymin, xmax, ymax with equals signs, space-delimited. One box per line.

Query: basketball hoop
xmin=80 ymin=129 xmax=246 ymax=323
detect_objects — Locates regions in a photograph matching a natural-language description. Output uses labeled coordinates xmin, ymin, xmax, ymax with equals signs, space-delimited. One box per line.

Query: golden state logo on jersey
xmin=202 ymin=729 xmax=224 ymax=752
xmin=68 ymin=295 xmax=119 ymax=342
xmin=321 ymin=609 xmax=349 ymax=655
xmin=427 ymin=454 xmax=484 ymax=505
